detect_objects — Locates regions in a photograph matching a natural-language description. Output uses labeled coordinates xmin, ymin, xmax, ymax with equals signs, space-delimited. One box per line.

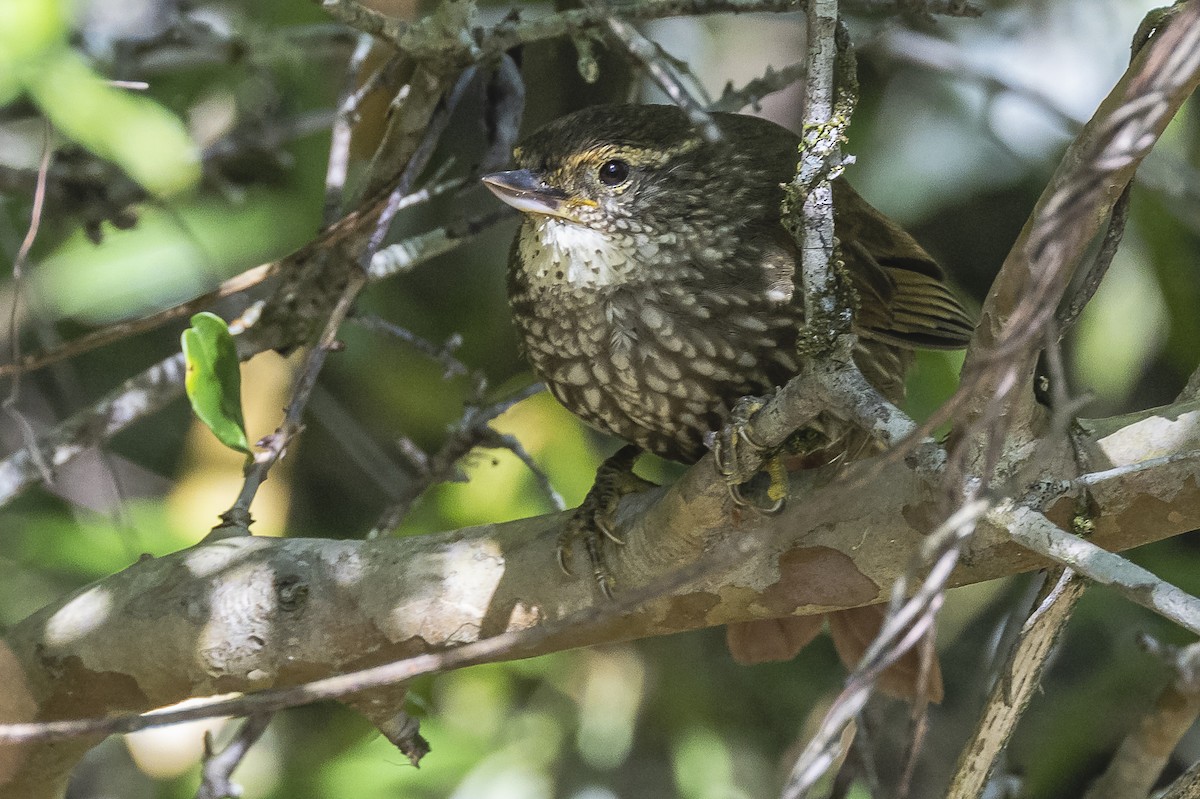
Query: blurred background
xmin=1 ymin=0 xmax=1199 ymax=796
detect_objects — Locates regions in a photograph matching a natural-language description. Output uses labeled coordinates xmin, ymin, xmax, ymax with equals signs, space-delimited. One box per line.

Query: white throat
xmin=519 ymin=216 xmax=632 ymax=289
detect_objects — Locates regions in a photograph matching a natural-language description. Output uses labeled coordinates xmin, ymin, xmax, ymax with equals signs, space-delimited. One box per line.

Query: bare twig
xmin=1053 ymin=0 xmax=1168 ymax=337
xmin=0 ymin=180 xmax=468 ymax=383
xmin=1004 ymin=505 xmax=1200 ymax=636
xmin=212 ymin=270 xmax=369 ymax=536
xmin=1056 ymin=185 xmax=1132 ymax=332
xmin=354 ymin=315 xmax=469 ymax=378
xmin=1076 ymin=448 xmax=1200 ymax=488
xmin=3 ymin=121 xmax=54 ymax=485
xmin=958 ymin=0 xmax=1200 ymax=448
xmin=791 ymin=6 xmax=854 ymax=354
xmin=599 ymin=11 xmax=720 ymax=141
xmin=715 ymin=14 xmax=906 ymax=493
xmin=895 ymin=685 xmax=932 ymax=799
xmin=849 ymin=0 xmax=980 ymax=13
xmin=494 ymin=427 xmax=566 ymax=511
xmin=371 ymin=198 xmax=504 ymax=270
xmin=321 ymin=0 xmax=980 ymax=62
xmin=354 ymin=315 xmax=563 ymax=528
xmin=0 ymin=212 xmax=505 ymax=508
xmin=362 ymin=67 xmax=477 ymax=266
xmin=0 ymin=264 xmax=276 ymax=380
xmin=195 ymin=713 xmax=273 ymax=799
xmin=0 ymin=352 xmax=188 ymax=504
xmin=370 ymin=381 xmax=554 ymax=535
xmin=206 ymin=67 xmax=476 ymax=531
xmin=340 ymin=53 xmax=407 ymax=127
xmin=710 ymin=62 xmax=806 ymax=113
xmin=324 ymin=33 xmax=376 ymax=225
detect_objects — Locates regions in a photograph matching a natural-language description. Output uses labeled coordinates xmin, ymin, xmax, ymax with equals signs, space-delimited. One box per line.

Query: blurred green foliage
xmin=0 ymin=0 xmax=200 ymax=196
xmin=1 ymin=0 xmax=1198 ymax=797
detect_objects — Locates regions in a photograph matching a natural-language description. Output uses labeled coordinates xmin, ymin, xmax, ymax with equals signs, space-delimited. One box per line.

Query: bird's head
xmin=482 ymin=104 xmax=794 ymax=240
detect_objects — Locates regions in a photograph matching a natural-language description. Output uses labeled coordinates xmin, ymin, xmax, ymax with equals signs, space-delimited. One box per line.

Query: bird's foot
xmin=712 ymin=395 xmax=788 ymax=514
xmin=557 ymin=444 xmax=655 ymax=598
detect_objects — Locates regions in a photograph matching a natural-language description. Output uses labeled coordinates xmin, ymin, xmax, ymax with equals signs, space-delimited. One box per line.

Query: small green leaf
xmin=182 ymin=312 xmax=251 ymax=455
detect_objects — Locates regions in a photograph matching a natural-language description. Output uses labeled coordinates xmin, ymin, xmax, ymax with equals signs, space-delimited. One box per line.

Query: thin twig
xmin=195 ymin=713 xmax=273 ymax=799
xmin=321 ymin=0 xmax=980 ymax=62
xmin=0 ymin=352 xmax=188 ymax=504
xmin=1159 ymin=756 xmax=1200 ymax=799
xmin=362 ymin=67 xmax=477 ymax=267
xmin=370 ymin=381 xmax=556 ymax=536
xmin=1055 ymin=173 xmax=1132 ymax=333
xmin=369 ymin=209 xmax=512 ymax=280
xmin=894 ymin=689 xmax=931 ymax=799
xmin=342 ymin=53 xmax=407 ymax=125
xmin=710 ymin=62 xmax=806 ymax=113
xmin=354 ymin=315 xmax=470 ymax=378
xmin=0 ymin=211 xmax=507 ymax=508
xmin=715 ymin=15 xmax=904 ymax=493
xmin=0 ymin=264 xmax=275 ymax=380
xmin=324 ymin=33 xmax=376 ymax=225
xmin=0 ymin=179 xmax=467 ymax=383
xmin=1004 ymin=505 xmax=1200 ymax=636
xmin=1077 ymin=449 xmax=1200 ymax=488
xmin=211 ymin=270 xmax=369 ymax=536
xmin=3 ymin=121 xmax=54 ymax=485
xmin=956 ymin=0 xmax=1200 ymax=455
xmin=598 ymin=10 xmax=720 ymax=141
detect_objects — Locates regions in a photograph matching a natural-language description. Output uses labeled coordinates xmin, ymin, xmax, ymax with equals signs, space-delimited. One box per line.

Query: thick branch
xmin=946 ymin=569 xmax=1088 ymax=799
xmin=1 ymin=399 xmax=1197 ymax=796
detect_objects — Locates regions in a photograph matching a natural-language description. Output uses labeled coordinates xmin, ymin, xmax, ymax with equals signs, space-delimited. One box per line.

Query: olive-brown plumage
xmin=484 ymin=104 xmax=972 ymax=464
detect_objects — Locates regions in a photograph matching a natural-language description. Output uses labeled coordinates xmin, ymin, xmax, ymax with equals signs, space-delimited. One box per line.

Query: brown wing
xmin=834 ymin=180 xmax=975 ymax=350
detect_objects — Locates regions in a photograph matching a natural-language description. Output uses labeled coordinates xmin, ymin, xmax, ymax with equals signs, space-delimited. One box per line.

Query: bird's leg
xmin=711 ymin=396 xmax=790 ymax=513
xmin=557 ymin=444 xmax=656 ymax=598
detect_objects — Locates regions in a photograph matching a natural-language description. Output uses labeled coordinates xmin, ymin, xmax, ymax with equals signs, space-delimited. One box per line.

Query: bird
xmin=482 ymin=104 xmax=972 ymax=673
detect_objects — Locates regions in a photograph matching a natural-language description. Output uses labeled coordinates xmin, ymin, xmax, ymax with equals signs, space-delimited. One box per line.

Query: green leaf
xmin=182 ymin=312 xmax=251 ymax=455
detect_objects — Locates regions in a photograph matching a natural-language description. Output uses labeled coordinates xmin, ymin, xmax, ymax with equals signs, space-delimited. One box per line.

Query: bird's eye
xmin=597 ymin=159 xmax=631 ymax=187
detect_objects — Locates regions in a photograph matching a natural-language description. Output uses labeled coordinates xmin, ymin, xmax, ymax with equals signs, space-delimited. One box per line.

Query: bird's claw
xmin=556 ymin=444 xmax=651 ymax=597
xmin=727 ymin=478 xmax=786 ymax=514
xmin=712 ymin=395 xmax=788 ymax=514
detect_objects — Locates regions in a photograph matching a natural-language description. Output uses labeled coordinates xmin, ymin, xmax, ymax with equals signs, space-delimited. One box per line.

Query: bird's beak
xmin=482 ymin=169 xmax=573 ymax=219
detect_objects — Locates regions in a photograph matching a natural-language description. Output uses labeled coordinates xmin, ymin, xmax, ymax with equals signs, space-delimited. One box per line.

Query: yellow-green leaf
xmin=182 ymin=312 xmax=251 ymax=455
